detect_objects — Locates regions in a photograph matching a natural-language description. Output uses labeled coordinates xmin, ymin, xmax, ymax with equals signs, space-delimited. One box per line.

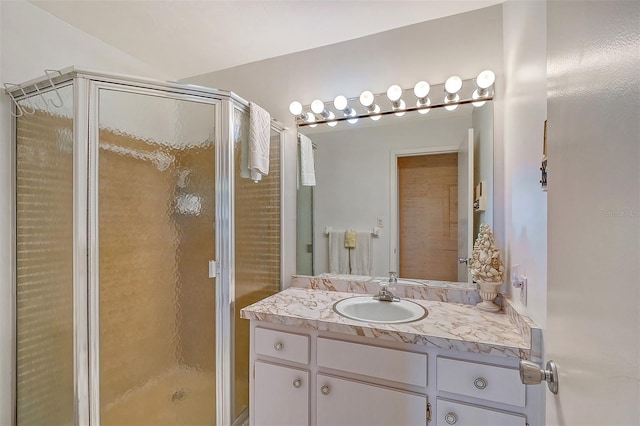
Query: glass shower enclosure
xmin=8 ymin=68 xmax=283 ymax=426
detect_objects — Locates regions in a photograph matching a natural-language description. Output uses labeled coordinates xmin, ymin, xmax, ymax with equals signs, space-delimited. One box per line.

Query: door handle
xmin=519 ymin=360 xmax=559 ymax=394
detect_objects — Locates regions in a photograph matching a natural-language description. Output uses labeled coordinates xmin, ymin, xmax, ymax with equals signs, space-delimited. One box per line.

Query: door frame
xmin=388 ymin=145 xmax=459 ymax=276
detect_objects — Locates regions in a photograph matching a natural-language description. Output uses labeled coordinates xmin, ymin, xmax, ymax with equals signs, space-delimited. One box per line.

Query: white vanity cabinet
xmin=249 ymin=322 xmax=537 ymax=426
xmin=435 ymin=357 xmax=527 ymax=426
xmin=254 ymin=361 xmax=310 ymax=426
xmin=316 ymin=374 xmax=427 ymax=426
xmin=316 ymin=338 xmax=428 ymax=426
xmin=252 ymin=327 xmax=312 ymax=426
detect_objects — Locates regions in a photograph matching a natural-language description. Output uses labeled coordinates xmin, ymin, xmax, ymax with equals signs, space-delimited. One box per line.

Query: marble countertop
xmin=241 ymin=286 xmax=538 ymax=360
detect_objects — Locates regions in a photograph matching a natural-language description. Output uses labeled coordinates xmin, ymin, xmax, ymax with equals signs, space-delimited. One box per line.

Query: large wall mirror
xmin=296 ymin=101 xmax=493 ymax=284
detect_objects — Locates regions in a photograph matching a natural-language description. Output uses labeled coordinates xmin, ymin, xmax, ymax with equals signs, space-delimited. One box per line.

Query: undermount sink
xmin=333 ymin=296 xmax=428 ymax=324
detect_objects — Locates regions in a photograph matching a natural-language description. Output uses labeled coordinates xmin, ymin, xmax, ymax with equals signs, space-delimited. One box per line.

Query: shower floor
xmin=102 ymin=367 xmax=216 ymax=426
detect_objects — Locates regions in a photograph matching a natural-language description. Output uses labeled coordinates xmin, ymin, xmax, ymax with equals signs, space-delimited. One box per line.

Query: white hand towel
xmin=249 ymin=102 xmax=271 ymax=180
xmin=350 ymin=232 xmax=372 ymax=276
xmin=298 ymin=133 xmax=316 ymax=186
xmin=328 ymin=231 xmax=350 ymax=274
xmin=237 ymin=109 xmax=261 ymax=181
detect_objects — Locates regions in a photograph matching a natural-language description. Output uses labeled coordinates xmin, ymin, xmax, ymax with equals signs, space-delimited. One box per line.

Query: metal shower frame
xmin=7 ymin=67 xmax=285 ymax=426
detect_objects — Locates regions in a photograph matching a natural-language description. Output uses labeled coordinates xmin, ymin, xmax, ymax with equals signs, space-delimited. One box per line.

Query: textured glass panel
xmin=233 ymin=109 xmax=281 ymax=419
xmin=98 ymin=90 xmax=216 ymax=425
xmin=15 ymin=85 xmax=75 ymax=425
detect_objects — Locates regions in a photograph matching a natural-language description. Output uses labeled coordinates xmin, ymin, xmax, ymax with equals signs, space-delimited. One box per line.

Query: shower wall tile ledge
xmin=241 ymin=285 xmax=542 ymax=361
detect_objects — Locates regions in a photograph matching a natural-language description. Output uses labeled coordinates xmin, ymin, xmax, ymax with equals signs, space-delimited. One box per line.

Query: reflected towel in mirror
xmin=350 ymin=232 xmax=372 ymax=275
xmin=328 ymin=231 xmax=349 ymax=274
xmin=298 ymin=133 xmax=316 ymax=186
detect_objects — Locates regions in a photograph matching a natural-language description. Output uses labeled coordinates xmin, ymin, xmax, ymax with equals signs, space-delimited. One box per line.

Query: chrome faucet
xmin=374 ymin=272 xmax=400 ymax=302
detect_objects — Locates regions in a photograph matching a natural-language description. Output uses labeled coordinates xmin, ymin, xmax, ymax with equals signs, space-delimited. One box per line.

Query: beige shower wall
xmin=233 ymin=129 xmax=281 ymax=418
xmin=15 ymin=110 xmax=74 ymax=426
xmin=98 ymin=129 xmax=181 ymax=405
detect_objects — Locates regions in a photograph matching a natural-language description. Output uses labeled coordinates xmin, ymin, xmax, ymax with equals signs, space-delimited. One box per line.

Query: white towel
xmin=298 ymin=133 xmax=316 ymax=186
xmin=350 ymin=232 xmax=372 ymax=276
xmin=237 ymin=109 xmax=261 ymax=181
xmin=328 ymin=231 xmax=350 ymax=274
xmin=248 ymin=102 xmax=271 ymax=181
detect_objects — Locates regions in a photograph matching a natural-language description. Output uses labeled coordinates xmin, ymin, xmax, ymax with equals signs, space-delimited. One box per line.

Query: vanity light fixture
xmin=311 ymin=99 xmax=338 ymax=126
xmin=444 ymin=76 xmax=462 ymax=111
xmin=472 ymin=70 xmax=496 ymax=107
xmin=290 ymin=70 xmax=495 ymax=127
xmin=334 ymin=95 xmax=358 ymax=124
xmin=413 ymin=81 xmax=431 ymax=115
xmin=386 ymin=84 xmax=406 ymax=117
xmin=359 ymin=90 xmax=382 ymax=121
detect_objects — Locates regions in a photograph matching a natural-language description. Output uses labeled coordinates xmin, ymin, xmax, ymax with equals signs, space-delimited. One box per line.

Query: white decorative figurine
xmin=470 ymin=223 xmax=505 ymax=312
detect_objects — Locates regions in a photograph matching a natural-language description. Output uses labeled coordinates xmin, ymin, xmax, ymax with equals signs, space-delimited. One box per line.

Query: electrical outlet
xmin=511 ymin=264 xmax=527 ymax=305
xmin=377 ymin=216 xmax=384 ymax=228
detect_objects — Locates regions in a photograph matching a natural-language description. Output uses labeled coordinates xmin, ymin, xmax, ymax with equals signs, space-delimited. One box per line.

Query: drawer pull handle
xmin=320 ymin=385 xmax=330 ymax=395
xmin=474 ymin=377 xmax=488 ymax=390
xmin=444 ymin=412 xmax=458 ymax=425
xmin=292 ymin=378 xmax=302 ymax=388
xmin=274 ymin=341 xmax=283 ymax=351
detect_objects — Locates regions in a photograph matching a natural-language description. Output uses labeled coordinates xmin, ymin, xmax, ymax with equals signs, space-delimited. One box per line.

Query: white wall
xmin=501 ymin=0 xmax=548 ymax=326
xmin=0 ymin=1 xmax=168 ymax=423
xmin=309 ymin=113 xmax=471 ymax=277
xmin=187 ymin=5 xmax=504 ymax=287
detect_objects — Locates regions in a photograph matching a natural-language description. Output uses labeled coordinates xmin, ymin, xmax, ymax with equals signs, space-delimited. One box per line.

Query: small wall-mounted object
xmin=473 ymin=181 xmax=487 ymax=212
xmin=511 ymin=264 xmax=527 ymax=305
xmin=541 ymin=120 xmax=548 ymax=191
xmin=324 ymin=226 xmax=380 ymax=238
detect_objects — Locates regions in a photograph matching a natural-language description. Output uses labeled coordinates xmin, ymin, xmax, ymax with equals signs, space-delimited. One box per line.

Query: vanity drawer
xmin=317 ymin=338 xmax=427 ymax=387
xmin=437 ymin=357 xmax=525 ymax=407
xmin=255 ymin=327 xmax=310 ymax=364
xmin=436 ymin=398 xmax=526 ymax=426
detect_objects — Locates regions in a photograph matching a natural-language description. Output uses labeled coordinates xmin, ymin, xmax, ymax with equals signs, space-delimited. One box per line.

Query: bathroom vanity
xmin=241 ymin=276 xmax=542 ymax=426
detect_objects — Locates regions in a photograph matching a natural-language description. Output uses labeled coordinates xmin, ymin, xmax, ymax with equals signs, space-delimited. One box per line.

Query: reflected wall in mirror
xmin=296 ymin=102 xmax=493 ymax=284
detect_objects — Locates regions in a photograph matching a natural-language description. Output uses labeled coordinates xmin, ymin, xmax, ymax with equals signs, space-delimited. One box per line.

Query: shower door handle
xmin=209 ymin=260 xmax=218 ymax=279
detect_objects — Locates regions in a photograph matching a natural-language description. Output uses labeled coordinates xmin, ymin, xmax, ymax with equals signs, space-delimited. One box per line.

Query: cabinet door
xmin=316 ymin=374 xmax=427 ymax=426
xmin=254 ymin=361 xmax=309 ymax=426
xmin=436 ymin=398 xmax=526 ymax=426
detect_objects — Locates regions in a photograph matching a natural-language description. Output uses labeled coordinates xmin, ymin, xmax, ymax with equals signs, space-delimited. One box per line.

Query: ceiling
xmin=29 ymin=0 xmax=503 ymax=80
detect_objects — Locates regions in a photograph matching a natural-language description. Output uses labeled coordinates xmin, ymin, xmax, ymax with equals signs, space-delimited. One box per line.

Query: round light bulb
xmin=311 ymin=99 xmax=325 ymax=114
xmin=347 ymin=109 xmax=358 ymax=124
xmin=472 ymin=90 xmax=487 ymax=107
xmin=394 ymin=99 xmax=406 ymax=116
xmin=333 ymin=95 xmax=348 ymax=111
xmin=477 ymin=70 xmax=495 ymax=89
xmin=289 ymin=101 xmax=303 ymax=116
xmin=413 ymin=81 xmax=430 ymax=99
xmin=445 ymin=76 xmax=462 ymax=94
xmin=416 ymin=98 xmax=431 ymax=114
xmin=370 ymin=105 xmax=382 ymax=121
xmin=386 ymin=84 xmax=403 ymax=102
xmin=444 ymin=93 xmax=460 ymax=111
xmin=359 ymin=90 xmax=375 ymax=107
xmin=305 ymin=112 xmax=317 ymax=127
xmin=327 ymin=111 xmax=338 ymax=127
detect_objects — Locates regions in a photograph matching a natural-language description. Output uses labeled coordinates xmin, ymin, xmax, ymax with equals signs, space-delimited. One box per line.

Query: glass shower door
xmin=96 ymin=88 xmax=217 ymax=426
